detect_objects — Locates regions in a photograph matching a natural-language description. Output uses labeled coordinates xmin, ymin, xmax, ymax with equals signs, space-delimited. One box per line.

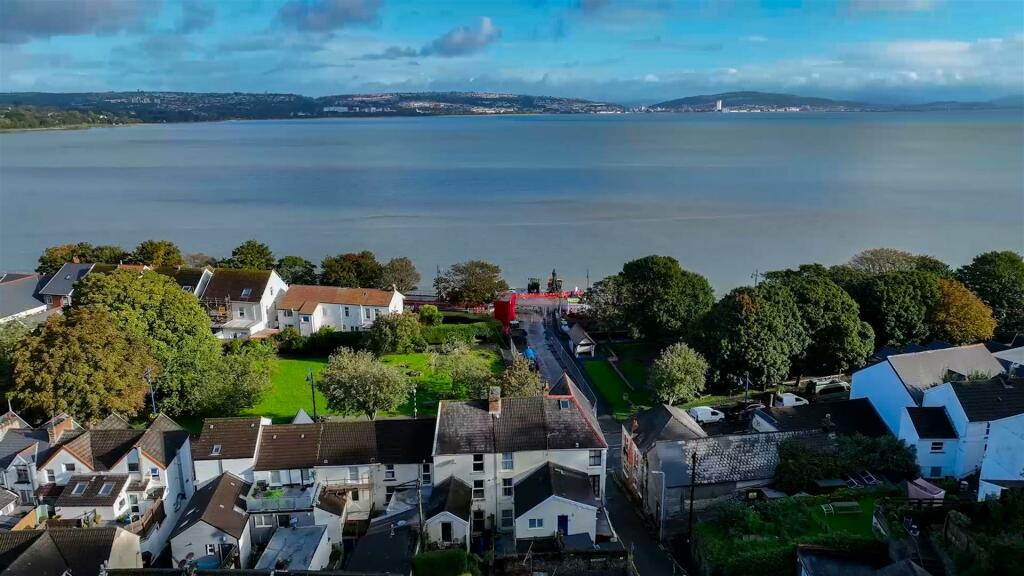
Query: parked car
xmin=725 ymin=400 xmax=766 ymax=421
xmin=814 ymin=381 xmax=851 ymax=402
xmin=687 ymin=406 xmax=726 ymax=424
xmin=774 ymin=392 xmax=809 ymax=407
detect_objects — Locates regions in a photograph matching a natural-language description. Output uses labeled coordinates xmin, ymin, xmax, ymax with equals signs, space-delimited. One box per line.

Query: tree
xmin=764 ymin=265 xmax=874 ymax=374
xmin=860 ymin=270 xmax=940 ymax=347
xmin=380 ymin=257 xmax=420 ymax=292
xmin=699 ymin=284 xmax=808 ymax=388
xmin=929 ymin=278 xmax=997 ymax=344
xmin=36 ymin=242 xmax=128 ymax=275
xmin=418 ymin=304 xmax=443 ymax=326
xmin=368 ymin=312 xmax=424 ymax=354
xmin=131 ymin=240 xmax=183 ymax=267
xmin=0 ymin=321 xmax=29 ymax=397
xmin=649 ymin=343 xmax=708 ymax=405
xmin=275 ymin=256 xmax=317 ymax=285
xmin=498 ymin=356 xmax=544 ymax=398
xmin=848 ymin=248 xmax=920 ymax=274
xmin=318 ymin=347 xmax=414 ymax=420
xmin=583 ymin=274 xmax=628 ymax=332
xmin=957 ymin=251 xmax=1024 ymax=340
xmin=619 ymin=255 xmax=714 ymax=340
xmin=220 ymin=240 xmax=275 ymax=270
xmin=212 ymin=340 xmax=278 ymax=415
xmin=11 ymin=307 xmax=154 ymax=422
xmin=449 ymin=355 xmax=496 ymax=400
xmin=93 ymin=244 xmax=131 ymax=264
xmin=434 ymin=260 xmax=509 ymax=307
xmin=320 ymin=251 xmax=383 ymax=288
xmin=72 ymin=269 xmax=224 ymax=417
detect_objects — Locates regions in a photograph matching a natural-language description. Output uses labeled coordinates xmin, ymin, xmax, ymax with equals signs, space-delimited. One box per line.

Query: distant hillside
xmin=896 ymin=95 xmax=1024 ymax=111
xmin=651 ymin=91 xmax=867 ymax=111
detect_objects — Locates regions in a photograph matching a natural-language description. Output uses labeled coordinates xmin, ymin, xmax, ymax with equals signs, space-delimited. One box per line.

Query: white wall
xmin=109 ymin=529 xmax=144 ymax=569
xmin=852 ymin=361 xmax=916 ymax=434
xmin=978 ymin=413 xmax=1024 ymax=501
xmin=316 ymin=465 xmax=374 ymax=519
xmin=898 ymin=411 xmax=956 ymax=478
xmin=171 ymin=520 xmax=247 ymax=569
xmin=38 ymin=448 xmax=90 ymax=485
xmin=424 ymin=512 xmax=469 ymax=548
xmin=195 ymin=459 xmax=256 ymax=486
xmin=514 ymin=497 xmax=597 ymax=540
xmin=924 ymin=384 xmax=994 ymax=478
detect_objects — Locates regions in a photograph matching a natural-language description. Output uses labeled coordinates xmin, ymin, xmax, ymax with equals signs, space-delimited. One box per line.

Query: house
xmin=0 ymin=273 xmax=48 ymax=323
xmin=796 ymin=545 xmax=931 ymax=576
xmin=752 ymin=398 xmax=890 ymax=438
xmin=432 ymin=384 xmax=607 ymax=537
xmin=0 ymin=488 xmax=17 ymax=516
xmin=246 ymin=423 xmax=322 ymax=544
xmin=644 ymin=431 xmax=828 ymax=539
xmin=850 ymin=344 xmax=1005 ymax=434
xmin=191 ymin=417 xmax=271 ymax=485
xmin=37 ymin=262 xmax=96 ymax=308
xmin=276 ymin=284 xmax=404 ymax=335
xmin=898 ymin=407 xmax=959 ymax=478
xmin=169 ymin=472 xmax=253 ymax=569
xmin=345 ymin=509 xmax=419 ymax=575
xmin=253 ymin=524 xmax=331 ymax=571
xmin=0 ymin=411 xmax=79 ymax=506
xmin=621 ymin=404 xmax=707 ymax=510
xmin=420 ymin=477 xmax=473 ymax=550
xmin=977 ymin=411 xmax=1024 ymax=501
xmin=514 ymin=462 xmax=599 ymax=542
xmin=568 ymin=324 xmax=596 ymax=357
xmin=35 ymin=414 xmax=195 ymax=561
xmin=0 ymin=527 xmax=142 ymax=575
xmin=200 ymin=269 xmax=288 ymax=340
xmin=154 ymin=266 xmax=214 ymax=299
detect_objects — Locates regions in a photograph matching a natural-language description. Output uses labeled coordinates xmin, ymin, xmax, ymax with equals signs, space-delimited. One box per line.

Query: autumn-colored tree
xmin=380 ymin=257 xmax=421 ymax=292
xmin=498 ymin=356 xmax=544 ymax=398
xmin=131 ymin=239 xmax=184 ymax=267
xmin=11 ymin=307 xmax=154 ymax=422
xmin=929 ymin=278 xmax=997 ymax=345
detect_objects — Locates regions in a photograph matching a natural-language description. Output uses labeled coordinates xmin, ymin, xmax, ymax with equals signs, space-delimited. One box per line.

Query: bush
xmin=413 ymin=549 xmax=479 ymax=576
xmin=418 ymin=304 xmax=443 ymax=326
xmin=273 ymin=326 xmax=365 ymax=357
xmin=368 ymin=312 xmax=425 ymax=354
xmin=422 ymin=322 xmax=499 ymax=345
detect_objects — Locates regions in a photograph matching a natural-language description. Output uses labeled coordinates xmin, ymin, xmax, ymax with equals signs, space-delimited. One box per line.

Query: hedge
xmin=274 ymin=327 xmax=366 ymax=357
xmin=413 ymin=549 xmax=479 ymax=576
xmin=421 ymin=322 xmax=500 ymax=345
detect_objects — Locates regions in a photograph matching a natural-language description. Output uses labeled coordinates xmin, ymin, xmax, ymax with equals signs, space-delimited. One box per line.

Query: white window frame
xmin=270 ymin=470 xmax=282 ymax=485
xmin=206 ymin=544 xmax=217 ymax=556
xmin=150 ymin=467 xmax=160 ymax=481
xmin=501 ymin=508 xmax=514 ymax=528
xmin=502 ymin=452 xmax=513 ymax=470
xmin=589 ymin=449 xmax=602 ymax=467
xmin=502 ymin=478 xmax=513 ymax=497
xmin=472 ymin=480 xmax=484 ymax=500
xmin=929 ymin=442 xmax=944 ymax=454
xmin=211 ymin=444 xmax=221 ymax=457
xmin=421 ymin=463 xmax=432 ymax=485
xmin=472 ymin=454 xmax=484 ymax=473
xmin=528 ymin=518 xmax=544 ymax=529
xmin=384 ymin=464 xmax=395 ymax=481
xmin=45 ymin=469 xmax=55 ymax=483
xmin=64 ymin=463 xmax=76 ymax=473
xmin=71 ymin=482 xmax=87 ymax=496
xmin=98 ymin=482 xmax=115 ymax=496
xmin=254 ymin=514 xmax=272 ymax=528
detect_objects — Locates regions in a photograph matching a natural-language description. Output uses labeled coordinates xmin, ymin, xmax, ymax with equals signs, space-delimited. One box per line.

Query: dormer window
xmin=98 ymin=482 xmax=114 ymax=496
xmin=241 ymin=288 xmax=253 ymax=298
xmin=211 ymin=444 xmax=221 ymax=456
xmin=71 ymin=482 xmax=87 ymax=496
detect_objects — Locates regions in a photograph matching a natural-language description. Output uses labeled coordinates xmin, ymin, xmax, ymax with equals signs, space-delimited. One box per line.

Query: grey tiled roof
xmin=0 ymin=429 xmax=51 ymax=468
xmin=754 ymin=398 xmax=889 ymax=438
xmin=514 ymin=462 xmax=598 ymax=517
xmin=55 ymin=474 xmax=129 ymax=507
xmin=629 ymin=404 xmax=707 ymax=452
xmin=425 ymin=477 xmax=472 ymax=522
xmin=0 ymin=488 xmax=17 ymax=510
xmin=318 ymin=418 xmax=436 ymax=466
xmin=905 ymin=407 xmax=958 ymax=439
xmin=950 ymin=377 xmax=1024 ymax=422
xmin=346 ymin=509 xmax=419 ymax=575
xmin=0 ymin=273 xmax=46 ymax=319
xmin=38 ymin=263 xmax=95 ymax=296
xmin=171 ymin=472 xmax=251 ymax=539
xmin=885 ymin=344 xmax=1004 ymax=402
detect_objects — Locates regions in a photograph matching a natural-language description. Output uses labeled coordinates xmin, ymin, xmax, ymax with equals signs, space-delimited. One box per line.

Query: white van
xmin=687 ymin=406 xmax=725 ymax=424
xmin=774 ymin=393 xmax=809 ymax=407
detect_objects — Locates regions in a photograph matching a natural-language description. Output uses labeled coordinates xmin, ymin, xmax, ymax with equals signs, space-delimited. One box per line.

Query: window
xmin=301 ymin=315 xmax=311 ymax=323
xmin=385 ymin=486 xmax=396 ymax=504
xmin=350 ymin=489 xmax=360 ymax=502
xmin=344 ymin=307 xmax=350 ymax=317
xmin=241 ymin=288 xmax=253 ymax=298
xmin=421 ymin=463 xmax=432 ymax=485
xmin=441 ymin=521 xmax=453 ymax=542
xmin=472 ymin=480 xmax=484 ymax=500
xmin=529 ymin=518 xmax=544 ymax=529
xmin=15 ymin=467 xmax=29 ymax=483
xmin=127 ymin=462 xmax=139 ymax=473
xmin=930 ymin=466 xmax=943 ymax=478
xmin=590 ymin=475 xmax=601 ymax=498
xmin=385 ymin=465 xmax=396 ymax=481
xmin=472 ymin=454 xmax=484 ymax=473
xmin=502 ymin=478 xmax=513 ymax=497
xmin=71 ymin=482 xmax=87 ymax=496
xmin=98 ymin=482 xmax=115 ymax=496
xmin=501 ymin=509 xmax=514 ymax=528
xmin=589 ymin=450 xmax=602 ymax=467
xmin=206 ymin=544 xmax=217 ymax=556
xmin=284 ymin=310 xmax=293 ymax=317
xmin=254 ymin=514 xmax=272 ymax=528
xmin=238 ymin=307 xmax=246 ymax=318
xmin=559 ymin=399 xmax=570 ymax=410
xmin=211 ymin=444 xmax=222 ymax=457
xmin=150 ymin=467 xmax=160 ymax=480
xmin=116 ymin=498 xmax=125 ymax=511
xmin=348 ymin=467 xmax=359 ymax=482
xmin=364 ymin=308 xmax=371 ymax=319
xmin=270 ymin=470 xmax=282 ymax=485
xmin=473 ymin=509 xmax=484 ymax=530
xmin=64 ymin=463 xmax=76 ymax=473
xmin=502 ymin=452 xmax=513 ymax=470
xmin=45 ymin=469 xmax=55 ymax=483
xmin=930 ymin=442 xmax=945 ymax=454
xmin=278 ymin=514 xmax=291 ymax=528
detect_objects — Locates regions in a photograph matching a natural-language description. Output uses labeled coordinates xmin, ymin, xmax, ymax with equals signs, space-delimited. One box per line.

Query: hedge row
xmin=421 ymin=322 xmax=501 ymax=345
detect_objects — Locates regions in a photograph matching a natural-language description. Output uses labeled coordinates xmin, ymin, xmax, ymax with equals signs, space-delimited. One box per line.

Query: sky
xmin=1 ymin=0 xmax=1022 ymax=104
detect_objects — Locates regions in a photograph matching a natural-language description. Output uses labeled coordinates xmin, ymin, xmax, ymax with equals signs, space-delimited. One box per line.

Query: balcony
xmin=246 ymin=483 xmax=319 ymax=512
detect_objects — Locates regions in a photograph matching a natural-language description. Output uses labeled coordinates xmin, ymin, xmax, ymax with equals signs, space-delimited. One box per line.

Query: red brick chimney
xmin=48 ymin=416 xmax=74 ymax=444
xmin=488 ymin=387 xmax=501 ymax=418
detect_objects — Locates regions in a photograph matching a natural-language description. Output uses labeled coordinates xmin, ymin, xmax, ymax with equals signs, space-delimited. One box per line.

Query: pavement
xmin=520 ymin=306 xmax=683 ymax=576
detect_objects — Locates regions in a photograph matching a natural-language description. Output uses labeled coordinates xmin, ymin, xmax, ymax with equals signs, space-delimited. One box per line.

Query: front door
xmin=557 ymin=515 xmax=569 ymax=535
xmin=129 ymin=494 xmax=140 ymax=515
xmin=441 ymin=521 xmax=453 ymax=543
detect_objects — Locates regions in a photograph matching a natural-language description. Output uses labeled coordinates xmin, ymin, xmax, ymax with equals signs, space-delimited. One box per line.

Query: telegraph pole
xmin=307 ymin=368 xmax=317 ymax=419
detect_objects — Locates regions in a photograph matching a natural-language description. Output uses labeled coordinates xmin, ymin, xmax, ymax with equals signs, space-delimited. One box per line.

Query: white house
xmin=54 ymin=473 xmax=133 ymax=525
xmin=276 ymin=284 xmax=404 ymax=335
xmin=568 ymin=324 xmax=596 ymax=357
xmin=978 ymin=411 xmax=1024 ymax=501
xmin=897 ymin=407 xmax=959 ymax=478
xmin=513 ymin=462 xmax=599 ymax=542
xmin=201 ymin=269 xmax=288 ymax=339
xmin=0 ymin=412 xmax=79 ymax=506
xmin=191 ymin=417 xmax=271 ymax=486
xmin=170 ymin=472 xmax=253 ymax=569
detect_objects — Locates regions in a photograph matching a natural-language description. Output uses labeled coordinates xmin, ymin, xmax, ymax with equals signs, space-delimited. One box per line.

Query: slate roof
xmin=253 ymin=424 xmax=321 ymax=471
xmin=514 ymin=462 xmax=598 ymax=517
xmin=192 ymin=417 xmax=265 ymax=461
xmin=318 ymin=418 xmax=436 ymax=466
xmin=425 ymin=477 xmax=472 ymax=522
xmin=754 ymin=398 xmax=890 ymax=438
xmin=885 ymin=344 xmax=1005 ymax=402
xmin=346 ymin=509 xmax=419 ymax=575
xmin=435 ymin=394 xmax=606 ymax=455
xmin=0 ymin=428 xmax=51 ymax=468
xmin=0 ymin=273 xmax=46 ymax=319
xmin=136 ymin=414 xmax=188 ymax=467
xmin=280 ymin=285 xmax=397 ymax=312
xmin=60 ymin=429 xmax=145 ymax=471
xmin=0 ymin=527 xmax=125 ymax=576
xmin=171 ymin=472 xmax=252 ymax=539
xmin=38 ymin=263 xmax=95 ymax=296
xmin=629 ymin=404 xmax=707 ymax=453
xmin=315 ymin=489 xmax=348 ymax=517
xmin=905 ymin=407 xmax=958 ymax=439
xmin=569 ymin=323 xmax=595 ymax=347
xmin=950 ymin=377 xmax=1024 ymax=422
xmin=56 ymin=474 xmax=129 ymax=507
xmin=202 ymin=269 xmax=272 ymax=302
xmin=93 ymin=414 xmax=131 ymax=430
xmin=153 ymin=266 xmax=211 ymax=296
xmin=0 ymin=488 xmax=17 ymax=510
xmin=659 ymin=431 xmax=830 ymax=488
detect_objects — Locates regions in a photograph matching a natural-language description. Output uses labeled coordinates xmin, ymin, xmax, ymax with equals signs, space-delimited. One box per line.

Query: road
xmin=520 ymin=304 xmax=683 ymax=575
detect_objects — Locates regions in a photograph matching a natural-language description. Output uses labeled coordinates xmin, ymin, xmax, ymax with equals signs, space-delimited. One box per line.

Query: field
xmin=607 ymin=342 xmax=662 ymax=389
xmin=582 ymin=359 xmax=653 ymax=420
xmin=243 ymin=349 xmax=504 ymax=423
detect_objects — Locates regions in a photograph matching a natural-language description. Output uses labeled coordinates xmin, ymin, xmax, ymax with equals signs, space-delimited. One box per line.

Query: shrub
xmin=368 ymin=312 xmax=425 ymax=354
xmin=413 ymin=549 xmax=479 ymax=576
xmin=273 ymin=326 xmax=365 ymax=357
xmin=418 ymin=304 xmax=443 ymax=326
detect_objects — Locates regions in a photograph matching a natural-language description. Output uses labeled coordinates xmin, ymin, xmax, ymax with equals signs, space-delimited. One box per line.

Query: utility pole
xmin=751 ymin=268 xmax=761 ymax=286
xmin=144 ymin=366 xmax=157 ymax=416
xmin=416 ymin=477 xmax=425 ymax=539
xmin=687 ymin=450 xmax=698 ymax=555
xmin=307 ymin=368 xmax=317 ymax=419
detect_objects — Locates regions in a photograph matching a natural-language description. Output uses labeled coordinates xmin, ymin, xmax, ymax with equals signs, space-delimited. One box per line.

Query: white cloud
xmin=421 ymin=17 xmax=501 ymax=57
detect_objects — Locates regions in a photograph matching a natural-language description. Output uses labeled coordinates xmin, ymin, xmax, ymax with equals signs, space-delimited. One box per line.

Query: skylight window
xmin=241 ymin=288 xmax=253 ymax=298
xmin=98 ymin=482 xmax=115 ymax=496
xmin=71 ymin=482 xmax=87 ymax=496
xmin=211 ymin=444 xmax=222 ymax=456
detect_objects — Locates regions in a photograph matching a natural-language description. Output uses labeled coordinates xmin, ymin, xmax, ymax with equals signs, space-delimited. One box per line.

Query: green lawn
xmin=811 ymin=497 xmax=877 ymax=537
xmin=583 ymin=359 xmax=653 ymax=420
xmin=381 ymin=348 xmax=504 ymax=417
xmin=607 ymin=342 xmax=661 ymax=389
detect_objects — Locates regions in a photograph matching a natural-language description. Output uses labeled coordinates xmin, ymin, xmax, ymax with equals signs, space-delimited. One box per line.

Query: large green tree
xmin=131 ymin=240 xmax=184 ymax=267
xmin=318 ymin=347 xmax=414 ymax=420
xmin=380 ymin=257 xmax=421 ymax=292
xmin=275 ymin=256 xmax=318 ymax=285
xmin=36 ymin=242 xmax=128 ymax=275
xmin=368 ymin=312 xmax=424 ymax=354
xmin=929 ymin=278 xmax=997 ymax=345
xmin=71 ymin=269 xmax=224 ymax=416
xmin=0 ymin=321 xmax=29 ymax=398
xmin=320 ymin=251 xmax=383 ymax=288
xmin=699 ymin=284 xmax=808 ymax=388
xmin=957 ymin=251 xmax=1024 ymax=340
xmin=764 ymin=265 xmax=874 ymax=374
xmin=434 ymin=260 xmax=510 ymax=307
xmin=498 ymin=355 xmax=544 ymax=398
xmin=649 ymin=343 xmax=708 ymax=405
xmin=11 ymin=307 xmax=155 ymax=422
xmin=583 ymin=274 xmax=628 ymax=332
xmin=619 ymin=255 xmax=714 ymax=340
xmin=212 ymin=339 xmax=278 ymax=415
xmin=220 ymin=240 xmax=275 ymax=270
xmin=859 ymin=270 xmax=941 ymax=347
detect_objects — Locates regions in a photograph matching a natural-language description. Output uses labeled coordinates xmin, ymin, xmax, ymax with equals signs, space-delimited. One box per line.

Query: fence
xmin=546 ymin=314 xmax=600 ymax=412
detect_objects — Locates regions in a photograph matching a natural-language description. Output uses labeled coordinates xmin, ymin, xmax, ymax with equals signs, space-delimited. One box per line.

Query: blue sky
xmin=1 ymin=0 xmax=1022 ymax=104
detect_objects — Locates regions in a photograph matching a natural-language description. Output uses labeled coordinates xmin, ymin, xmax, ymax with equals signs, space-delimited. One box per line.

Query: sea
xmin=1 ymin=111 xmax=1021 ymax=292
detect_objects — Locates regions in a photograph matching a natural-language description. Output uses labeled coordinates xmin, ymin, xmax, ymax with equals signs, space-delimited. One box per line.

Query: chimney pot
xmin=488 ymin=387 xmax=502 ymax=417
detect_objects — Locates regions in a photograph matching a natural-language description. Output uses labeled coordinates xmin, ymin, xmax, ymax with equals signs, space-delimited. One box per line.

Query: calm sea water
xmin=1 ymin=112 xmax=1021 ymax=291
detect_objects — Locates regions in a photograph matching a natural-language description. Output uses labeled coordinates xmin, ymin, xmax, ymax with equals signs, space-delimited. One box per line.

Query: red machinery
xmin=493 ymin=291 xmax=517 ymax=331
